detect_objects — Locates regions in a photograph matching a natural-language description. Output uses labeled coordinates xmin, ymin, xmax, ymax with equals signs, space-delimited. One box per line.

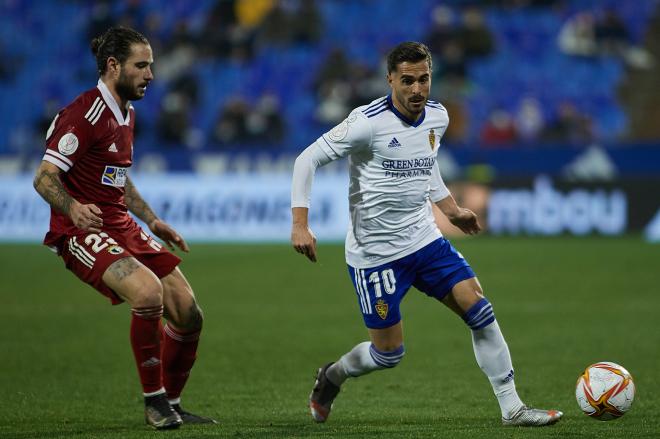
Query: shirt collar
xmin=97 ymin=79 xmax=131 ymax=126
xmin=386 ymin=94 xmax=425 ymax=127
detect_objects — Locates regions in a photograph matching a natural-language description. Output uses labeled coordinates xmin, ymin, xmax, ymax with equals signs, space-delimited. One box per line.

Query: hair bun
xmin=90 ymin=35 xmax=104 ymax=56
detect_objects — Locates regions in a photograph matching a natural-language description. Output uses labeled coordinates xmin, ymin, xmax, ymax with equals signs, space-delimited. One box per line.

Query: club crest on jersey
xmin=101 ymin=166 xmax=128 ymax=187
xmin=428 ymin=129 xmax=436 ymax=151
xmin=375 ymin=299 xmax=388 ymax=320
xmin=58 ymin=132 xmax=79 ymax=156
xmin=107 ymin=245 xmax=124 ymax=255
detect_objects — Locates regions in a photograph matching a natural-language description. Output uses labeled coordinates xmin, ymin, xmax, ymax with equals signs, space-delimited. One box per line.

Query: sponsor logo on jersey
xmin=101 ymin=166 xmax=128 ymax=187
xmin=375 ymin=299 xmax=388 ymax=320
xmin=58 ymin=132 xmax=79 ymax=156
xmin=107 ymin=245 xmax=124 ymax=255
xmin=428 ymin=129 xmax=436 ymax=151
xmin=108 ymin=142 xmax=118 ymax=152
xmin=387 ymin=137 xmax=402 ymax=148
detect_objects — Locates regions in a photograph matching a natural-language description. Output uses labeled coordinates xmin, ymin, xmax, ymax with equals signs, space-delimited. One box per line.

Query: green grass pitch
xmin=0 ymin=236 xmax=658 ymax=438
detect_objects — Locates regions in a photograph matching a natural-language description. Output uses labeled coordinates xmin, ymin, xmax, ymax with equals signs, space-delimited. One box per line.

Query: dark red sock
xmin=130 ymin=305 xmax=164 ymax=394
xmin=162 ymin=323 xmax=200 ymax=400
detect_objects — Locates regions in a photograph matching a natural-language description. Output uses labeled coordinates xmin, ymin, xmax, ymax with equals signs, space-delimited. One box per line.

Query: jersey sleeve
xmin=429 ymin=161 xmax=451 ymax=202
xmin=291 ymin=142 xmax=334 ymax=208
xmin=43 ymin=105 xmax=95 ymax=172
xmin=315 ymin=110 xmax=372 ymax=159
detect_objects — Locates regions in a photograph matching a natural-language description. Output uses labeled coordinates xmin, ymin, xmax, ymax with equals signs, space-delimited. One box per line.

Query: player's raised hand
xmin=149 ymin=219 xmax=190 ymax=252
xmin=292 ymin=223 xmax=318 ymax=262
xmin=448 ymin=208 xmax=482 ymax=235
xmin=70 ymin=202 xmax=103 ymax=233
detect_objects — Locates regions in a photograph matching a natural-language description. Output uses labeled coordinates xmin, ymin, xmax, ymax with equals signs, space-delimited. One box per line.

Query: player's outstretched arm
xmin=33 ymin=161 xmax=103 ymax=232
xmin=124 ymin=176 xmax=189 ymax=252
xmin=435 ymin=195 xmax=482 ymax=235
xmin=292 ymin=207 xmax=317 ymax=262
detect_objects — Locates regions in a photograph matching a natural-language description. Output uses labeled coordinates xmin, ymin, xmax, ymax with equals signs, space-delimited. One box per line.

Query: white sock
xmin=471 ymin=320 xmax=524 ymax=417
xmin=325 ymin=341 xmax=380 ymax=386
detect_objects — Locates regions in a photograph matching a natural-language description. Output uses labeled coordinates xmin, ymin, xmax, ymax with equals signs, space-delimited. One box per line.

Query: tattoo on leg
xmin=189 ymin=302 xmax=203 ymax=331
xmin=107 ymin=257 xmax=141 ymax=282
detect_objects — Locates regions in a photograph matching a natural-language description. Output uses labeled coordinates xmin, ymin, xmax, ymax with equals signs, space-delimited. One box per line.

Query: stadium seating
xmin=0 ymin=0 xmax=655 ymax=158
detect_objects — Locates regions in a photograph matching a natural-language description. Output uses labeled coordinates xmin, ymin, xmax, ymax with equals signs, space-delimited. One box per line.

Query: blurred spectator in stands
xmin=170 ymin=71 xmax=200 ymax=107
xmin=542 ymin=101 xmax=593 ymax=144
xmin=596 ymin=8 xmax=654 ymax=69
xmin=247 ymin=93 xmax=286 ymax=144
xmin=481 ymin=109 xmax=518 ymax=146
xmin=436 ymin=41 xmax=468 ymax=82
xmin=314 ymin=48 xmax=352 ymax=124
xmin=558 ymin=12 xmax=597 ymax=57
xmin=201 ymin=0 xmax=255 ymax=61
xmin=457 ymin=7 xmax=495 ymax=58
xmin=442 ymin=100 xmax=469 ymax=143
xmin=156 ymin=20 xmax=197 ymax=81
xmin=431 ymin=40 xmax=471 ymax=125
xmin=156 ymin=91 xmax=194 ymax=147
xmin=257 ymin=0 xmax=322 ymax=47
xmin=514 ymin=97 xmax=545 ymax=143
xmin=87 ymin=1 xmax=114 ymax=43
xmin=595 ymin=8 xmax=629 ymax=54
xmin=212 ymin=94 xmax=286 ymax=146
xmin=236 ymin=0 xmax=275 ymax=28
xmin=347 ymin=63 xmax=385 ymax=110
xmin=213 ymin=97 xmax=251 ymax=145
xmin=426 ymin=5 xmax=459 ymax=57
xmin=559 ymin=9 xmax=653 ymax=68
xmin=291 ymin=0 xmax=322 ymax=44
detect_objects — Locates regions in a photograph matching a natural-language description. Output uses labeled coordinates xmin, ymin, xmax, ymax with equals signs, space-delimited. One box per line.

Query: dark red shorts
xmin=54 ymin=221 xmax=181 ymax=305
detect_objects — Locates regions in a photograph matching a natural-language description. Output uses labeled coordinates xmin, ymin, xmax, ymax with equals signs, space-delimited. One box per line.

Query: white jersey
xmin=292 ymin=95 xmax=451 ymax=268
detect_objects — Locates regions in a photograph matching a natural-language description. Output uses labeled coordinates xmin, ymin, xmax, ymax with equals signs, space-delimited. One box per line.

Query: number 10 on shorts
xmin=352 ymin=268 xmax=397 ymax=315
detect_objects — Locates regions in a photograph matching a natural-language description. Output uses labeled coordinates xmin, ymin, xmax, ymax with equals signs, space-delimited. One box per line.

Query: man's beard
xmin=116 ymin=74 xmax=143 ymax=101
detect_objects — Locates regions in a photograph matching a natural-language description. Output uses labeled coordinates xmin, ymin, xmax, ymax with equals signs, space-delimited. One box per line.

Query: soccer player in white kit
xmin=290 ymin=42 xmax=563 ymax=427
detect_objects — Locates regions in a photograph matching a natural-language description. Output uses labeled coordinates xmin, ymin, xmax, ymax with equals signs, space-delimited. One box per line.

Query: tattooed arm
xmin=124 ymin=176 xmax=158 ymax=226
xmin=33 ymin=161 xmax=103 ymax=232
xmin=124 ymin=176 xmax=189 ymax=252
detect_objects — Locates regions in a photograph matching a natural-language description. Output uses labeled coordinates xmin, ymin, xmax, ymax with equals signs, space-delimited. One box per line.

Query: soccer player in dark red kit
xmin=33 ymin=26 xmax=216 ymax=430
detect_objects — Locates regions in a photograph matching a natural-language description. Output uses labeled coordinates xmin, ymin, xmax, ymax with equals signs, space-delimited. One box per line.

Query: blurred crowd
xmin=2 ymin=0 xmax=658 ymax=156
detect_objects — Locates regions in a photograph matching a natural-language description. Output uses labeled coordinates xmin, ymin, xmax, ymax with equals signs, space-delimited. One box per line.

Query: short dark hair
xmin=386 ymin=41 xmax=432 ymax=74
xmin=90 ymin=26 xmax=149 ymax=75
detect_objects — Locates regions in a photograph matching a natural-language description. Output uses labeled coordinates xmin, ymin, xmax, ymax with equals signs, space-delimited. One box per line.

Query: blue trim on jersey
xmin=364 ymin=97 xmax=387 ymax=113
xmin=426 ymin=102 xmax=442 ymax=109
xmin=363 ymin=102 xmax=388 ymax=117
xmin=366 ymin=106 xmax=389 ymax=118
xmin=386 ymin=95 xmax=425 ymax=127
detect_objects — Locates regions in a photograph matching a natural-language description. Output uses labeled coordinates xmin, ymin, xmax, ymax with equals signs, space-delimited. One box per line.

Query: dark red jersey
xmin=42 ymin=80 xmax=137 ymax=247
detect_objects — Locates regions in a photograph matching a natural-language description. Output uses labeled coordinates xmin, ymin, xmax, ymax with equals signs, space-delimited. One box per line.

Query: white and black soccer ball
xmin=575 ymin=361 xmax=635 ymax=420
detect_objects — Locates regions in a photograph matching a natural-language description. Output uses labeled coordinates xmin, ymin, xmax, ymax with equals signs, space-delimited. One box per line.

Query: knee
xmin=168 ymin=299 xmax=204 ymax=332
xmin=131 ymin=279 xmax=163 ymax=309
xmin=369 ymin=343 xmax=405 ymax=369
xmin=462 ymin=297 xmax=496 ymax=330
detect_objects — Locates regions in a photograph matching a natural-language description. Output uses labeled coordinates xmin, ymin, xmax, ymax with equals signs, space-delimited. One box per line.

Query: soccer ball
xmin=575 ymin=361 xmax=635 ymax=420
